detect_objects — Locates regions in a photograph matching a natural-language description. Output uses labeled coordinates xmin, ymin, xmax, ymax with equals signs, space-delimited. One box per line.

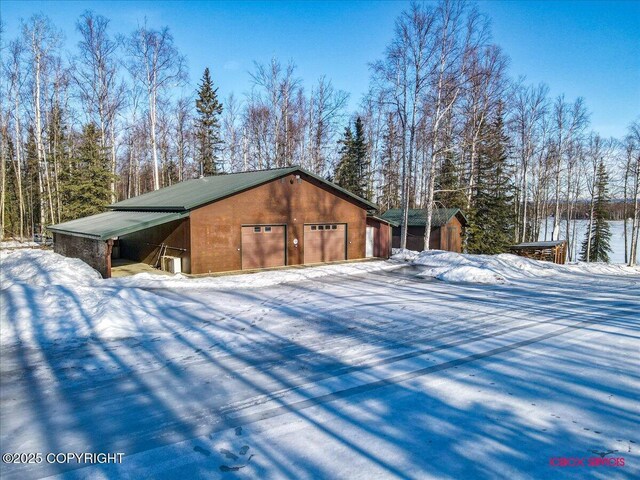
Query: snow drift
xmin=2 ymin=248 xmax=638 ymax=348
xmin=392 ymin=248 xmax=640 ymax=284
xmin=0 ymin=249 xmax=101 ymax=288
xmin=0 ymin=249 xmax=400 ymax=347
xmin=107 ymin=261 xmax=401 ymax=290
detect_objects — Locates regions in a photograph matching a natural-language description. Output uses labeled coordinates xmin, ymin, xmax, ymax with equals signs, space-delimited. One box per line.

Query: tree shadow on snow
xmin=0 ymin=263 xmax=638 ymax=479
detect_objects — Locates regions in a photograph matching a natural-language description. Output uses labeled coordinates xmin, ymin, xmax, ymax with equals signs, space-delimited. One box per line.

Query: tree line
xmin=1 ymin=2 xmax=638 ymax=265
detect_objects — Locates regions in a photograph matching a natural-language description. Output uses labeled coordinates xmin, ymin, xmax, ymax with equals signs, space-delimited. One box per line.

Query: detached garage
xmin=49 ymin=167 xmax=389 ymax=278
xmin=380 ymin=208 xmax=467 ymax=253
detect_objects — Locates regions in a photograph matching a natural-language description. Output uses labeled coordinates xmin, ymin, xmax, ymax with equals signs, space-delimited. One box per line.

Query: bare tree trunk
xmin=0 ymin=125 xmax=6 ymax=239
xmin=630 ymin=155 xmax=640 ymax=266
xmin=521 ymin=162 xmax=529 ymax=241
xmin=564 ymin=160 xmax=574 ymax=258
xmin=585 ymin=161 xmax=598 ymax=262
xmin=623 ymin=153 xmax=631 ymax=263
xmin=52 ymin=129 xmax=62 ymax=223
xmin=149 ymin=89 xmax=160 ymax=190
xmin=466 ymin=130 xmax=480 ymax=210
xmin=110 ymin=122 xmax=117 ymax=202
xmin=13 ymin=108 xmax=25 ymax=239
xmin=551 ymin=155 xmax=562 ymax=241
xmin=33 ymin=47 xmax=55 ymax=230
xmin=399 ymin=130 xmax=410 ymax=250
xmin=424 ymin=149 xmax=438 ymax=250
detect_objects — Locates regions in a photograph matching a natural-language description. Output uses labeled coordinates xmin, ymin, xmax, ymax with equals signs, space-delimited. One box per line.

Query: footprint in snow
xmin=220 ymin=456 xmax=254 ymax=472
xmin=235 ymin=426 xmax=243 ymax=436
xmin=590 ymin=449 xmax=618 ymax=458
xmin=220 ymin=448 xmax=238 ymax=460
xmin=193 ymin=446 xmax=211 ymax=457
xmin=219 ymin=445 xmax=254 ymax=472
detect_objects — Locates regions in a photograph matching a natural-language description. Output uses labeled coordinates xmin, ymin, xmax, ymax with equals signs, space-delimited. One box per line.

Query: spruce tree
xmin=195 ymin=67 xmax=223 ymax=176
xmin=334 ymin=126 xmax=355 ymax=191
xmin=466 ymin=107 xmax=515 ymax=254
xmin=334 ymin=117 xmax=368 ymax=199
xmin=60 ymin=123 xmax=112 ymax=220
xmin=580 ymin=160 xmax=612 ymax=262
xmin=352 ymin=117 xmax=368 ymax=198
xmin=2 ymin=134 xmax=18 ymax=236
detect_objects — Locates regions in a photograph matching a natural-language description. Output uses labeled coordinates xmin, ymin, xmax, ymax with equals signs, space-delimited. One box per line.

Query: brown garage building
xmin=380 ymin=208 xmax=467 ymax=252
xmin=49 ymin=167 xmax=391 ymax=278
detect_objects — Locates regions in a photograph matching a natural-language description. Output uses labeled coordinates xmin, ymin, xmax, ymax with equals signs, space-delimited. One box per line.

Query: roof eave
xmin=107 ymin=205 xmax=188 ymax=212
xmin=48 ymin=228 xmax=103 ymax=241
xmin=48 ymin=211 xmax=189 ymax=241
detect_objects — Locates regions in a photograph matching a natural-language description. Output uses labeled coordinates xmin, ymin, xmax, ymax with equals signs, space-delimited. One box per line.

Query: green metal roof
xmin=109 ymin=166 xmax=377 ymax=211
xmin=380 ymin=208 xmax=467 ymax=228
xmin=49 ymin=167 xmax=377 ymax=241
xmin=49 ymin=210 xmax=189 ymax=241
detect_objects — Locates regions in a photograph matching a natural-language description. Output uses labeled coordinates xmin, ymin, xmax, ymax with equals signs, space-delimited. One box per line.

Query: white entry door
xmin=366 ymin=226 xmax=374 ymax=257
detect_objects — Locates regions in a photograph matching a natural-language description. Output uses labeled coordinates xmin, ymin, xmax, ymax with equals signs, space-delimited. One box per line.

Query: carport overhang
xmin=49 ymin=211 xmax=190 ymax=278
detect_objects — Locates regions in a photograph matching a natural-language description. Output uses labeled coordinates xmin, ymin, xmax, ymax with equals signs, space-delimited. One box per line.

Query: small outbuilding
xmin=365 ymin=215 xmax=394 ymax=259
xmin=49 ymin=167 xmax=391 ymax=278
xmin=380 ymin=208 xmax=467 ymax=252
xmin=509 ymin=240 xmax=567 ymax=264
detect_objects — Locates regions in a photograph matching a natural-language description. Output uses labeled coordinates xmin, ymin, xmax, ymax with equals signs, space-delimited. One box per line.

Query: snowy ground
xmin=0 ymin=240 xmax=40 ymax=249
xmin=1 ymin=250 xmax=639 ymax=479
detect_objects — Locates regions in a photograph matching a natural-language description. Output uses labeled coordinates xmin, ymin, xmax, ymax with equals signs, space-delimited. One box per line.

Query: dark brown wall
xmin=391 ymin=217 xmax=464 ymax=253
xmin=119 ymin=218 xmax=191 ymax=273
xmin=189 ymin=173 xmax=367 ymax=274
xmin=392 ymin=226 xmax=434 ymax=251
xmin=54 ymin=233 xmax=109 ymax=278
xmin=366 ymin=217 xmax=392 ymax=258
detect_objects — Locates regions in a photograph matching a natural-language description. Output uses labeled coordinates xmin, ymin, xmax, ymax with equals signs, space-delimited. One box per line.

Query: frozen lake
xmin=539 ymin=218 xmax=633 ymax=264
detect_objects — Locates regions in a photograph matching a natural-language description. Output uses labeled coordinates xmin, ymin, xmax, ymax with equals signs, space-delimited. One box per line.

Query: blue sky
xmin=3 ymin=0 xmax=639 ymax=138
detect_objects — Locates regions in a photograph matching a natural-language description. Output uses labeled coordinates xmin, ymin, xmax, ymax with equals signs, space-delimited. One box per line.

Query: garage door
xmin=241 ymin=225 xmax=286 ymax=269
xmin=304 ymin=224 xmax=346 ymax=264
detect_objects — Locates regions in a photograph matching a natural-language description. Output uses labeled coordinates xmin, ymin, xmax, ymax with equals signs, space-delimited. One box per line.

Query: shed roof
xmin=109 ymin=166 xmax=377 ymax=211
xmin=48 ymin=210 xmax=189 ymax=241
xmin=380 ymin=208 xmax=467 ymax=228
xmin=367 ymin=214 xmax=399 ymax=227
xmin=510 ymin=240 xmax=567 ymax=249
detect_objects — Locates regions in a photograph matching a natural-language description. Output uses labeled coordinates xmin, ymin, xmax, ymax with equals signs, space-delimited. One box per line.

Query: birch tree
xmin=307 ymin=76 xmax=348 ymax=175
xmin=627 ymin=120 xmax=640 ymax=265
xmin=126 ymin=23 xmax=187 ymax=190
xmin=423 ymin=0 xmax=475 ymax=250
xmin=74 ymin=11 xmax=125 ymax=202
xmin=371 ymin=2 xmax=437 ymax=249
xmin=4 ymin=40 xmax=26 ymax=238
xmin=550 ymin=95 xmax=588 ymax=241
xmin=511 ymin=82 xmax=549 ymax=242
xmin=22 ymin=14 xmax=62 ymax=233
